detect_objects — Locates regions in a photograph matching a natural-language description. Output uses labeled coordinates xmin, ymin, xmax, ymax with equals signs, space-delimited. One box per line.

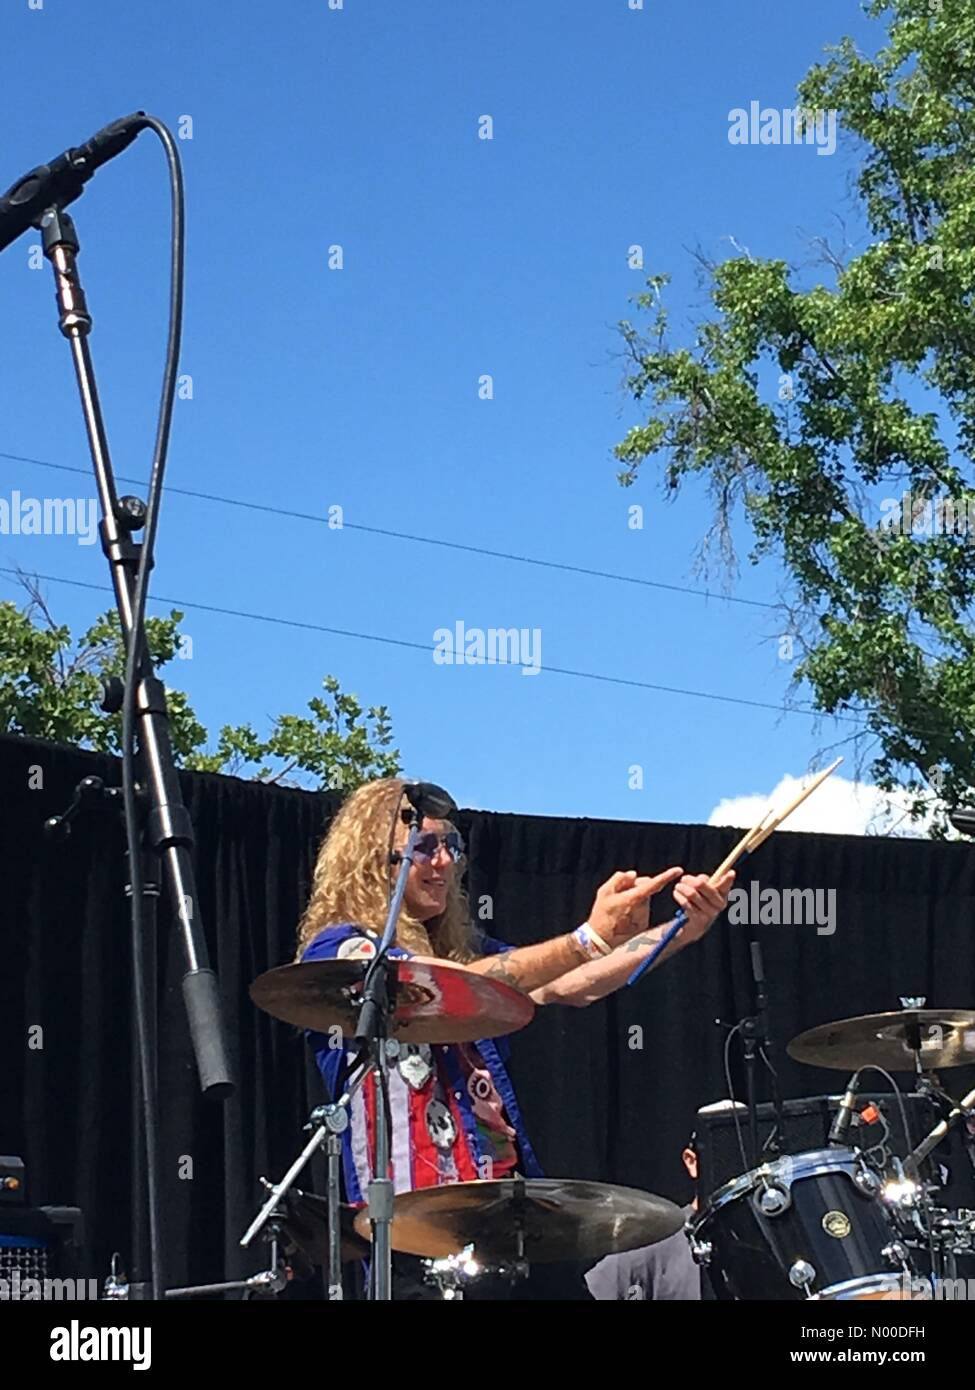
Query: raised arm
xmin=464 ymin=868 xmax=683 ymax=994
xmin=531 ymin=871 xmax=735 ymax=1007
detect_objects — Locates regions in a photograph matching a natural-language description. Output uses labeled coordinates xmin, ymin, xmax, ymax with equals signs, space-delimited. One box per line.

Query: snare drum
xmin=687 ymin=1148 xmax=917 ymax=1300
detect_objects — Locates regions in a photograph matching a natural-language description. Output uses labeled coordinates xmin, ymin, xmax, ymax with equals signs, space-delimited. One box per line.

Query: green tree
xmin=0 ymin=577 xmax=399 ymax=791
xmin=614 ymin=0 xmax=975 ymax=831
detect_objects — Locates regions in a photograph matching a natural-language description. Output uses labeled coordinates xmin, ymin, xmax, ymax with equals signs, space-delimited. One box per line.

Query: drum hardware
xmin=162 ymin=1203 xmax=294 ymax=1300
xmin=854 ymin=1165 xmax=883 ymax=1197
xmin=688 ymin=1146 xmax=920 ymax=1301
xmin=418 ymin=1244 xmax=525 ymax=1300
xmin=906 ymin=1079 xmax=975 ymax=1175
xmin=755 ymin=1183 xmax=790 ymax=1216
xmin=238 ymin=1072 xmax=371 ymax=1302
xmin=688 ymin=1233 xmax=712 ymax=1266
xmin=422 ymin=1246 xmax=481 ymax=1300
xmin=928 ymin=1209 xmax=975 ymax=1282
xmin=343 ymin=786 xmax=450 ymax=1301
xmin=352 ymin=1176 xmax=685 ymax=1266
xmin=881 ymin=1239 xmax=910 ymax=1267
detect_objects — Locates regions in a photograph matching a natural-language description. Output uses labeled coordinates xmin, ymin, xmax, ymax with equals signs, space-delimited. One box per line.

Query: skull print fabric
xmin=303 ymin=924 xmax=532 ymax=1204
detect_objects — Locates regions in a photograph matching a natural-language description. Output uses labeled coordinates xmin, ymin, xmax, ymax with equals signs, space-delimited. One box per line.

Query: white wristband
xmin=574 ymin=923 xmax=612 ymax=960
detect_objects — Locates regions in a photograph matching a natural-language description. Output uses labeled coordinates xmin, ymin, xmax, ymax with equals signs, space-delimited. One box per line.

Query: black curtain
xmin=2 ymin=733 xmax=974 ymax=1291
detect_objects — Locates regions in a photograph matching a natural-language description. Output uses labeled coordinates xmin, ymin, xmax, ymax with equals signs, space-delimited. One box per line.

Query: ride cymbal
xmin=788 ymin=1009 xmax=975 ymax=1072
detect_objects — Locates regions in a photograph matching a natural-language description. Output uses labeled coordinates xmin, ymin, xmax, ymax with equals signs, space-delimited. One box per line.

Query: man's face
xmin=394 ymin=816 xmax=459 ymax=924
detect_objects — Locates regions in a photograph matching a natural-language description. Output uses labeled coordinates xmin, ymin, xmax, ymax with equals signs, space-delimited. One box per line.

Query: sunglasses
xmin=410 ymin=830 xmax=466 ymax=864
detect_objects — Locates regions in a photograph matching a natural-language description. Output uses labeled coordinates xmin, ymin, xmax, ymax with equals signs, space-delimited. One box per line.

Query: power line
xmin=0 ymin=564 xmax=872 ymax=729
xmin=0 ymin=449 xmax=778 ymax=612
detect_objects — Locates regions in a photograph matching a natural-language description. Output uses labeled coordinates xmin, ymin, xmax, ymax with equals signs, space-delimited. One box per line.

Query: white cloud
xmin=707 ymin=772 xmax=938 ymax=838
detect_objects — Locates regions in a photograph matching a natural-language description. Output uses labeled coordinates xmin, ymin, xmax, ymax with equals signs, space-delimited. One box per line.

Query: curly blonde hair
xmin=296 ymin=777 xmax=478 ymax=962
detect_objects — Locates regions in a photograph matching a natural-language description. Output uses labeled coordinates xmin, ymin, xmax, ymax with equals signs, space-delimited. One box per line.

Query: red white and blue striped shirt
xmin=303 ymin=923 xmax=543 ymax=1204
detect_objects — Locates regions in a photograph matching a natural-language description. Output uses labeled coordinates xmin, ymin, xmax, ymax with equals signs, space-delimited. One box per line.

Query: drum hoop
xmin=813 ymin=1273 xmax=917 ymax=1301
xmin=690 ymin=1146 xmax=866 ymax=1234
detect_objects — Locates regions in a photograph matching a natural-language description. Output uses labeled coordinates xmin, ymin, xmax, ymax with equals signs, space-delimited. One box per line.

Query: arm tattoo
xmin=625 ymin=932 xmax=655 ymax=953
xmin=483 ymin=957 xmax=522 ymax=989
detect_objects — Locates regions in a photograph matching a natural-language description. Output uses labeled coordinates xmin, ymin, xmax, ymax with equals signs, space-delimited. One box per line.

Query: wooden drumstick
xmin=705 ymin=758 xmax=843 ymax=880
xmin=628 ymin=757 xmax=843 ymax=985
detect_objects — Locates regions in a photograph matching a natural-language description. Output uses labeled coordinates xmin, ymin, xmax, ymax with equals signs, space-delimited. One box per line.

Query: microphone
xmin=0 ymin=113 xmax=149 ymax=254
xmin=402 ymin=781 xmax=457 ymax=820
xmin=828 ymin=1070 xmax=862 ymax=1147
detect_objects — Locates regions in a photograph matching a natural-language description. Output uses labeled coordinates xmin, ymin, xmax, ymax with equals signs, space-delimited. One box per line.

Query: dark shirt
xmin=585 ymin=1204 xmax=701 ymax=1300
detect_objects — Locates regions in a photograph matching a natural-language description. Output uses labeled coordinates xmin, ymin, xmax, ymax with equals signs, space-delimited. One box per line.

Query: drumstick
xmin=627 ymin=758 xmax=843 ymax=986
xmin=739 ymin=757 xmax=843 ymax=856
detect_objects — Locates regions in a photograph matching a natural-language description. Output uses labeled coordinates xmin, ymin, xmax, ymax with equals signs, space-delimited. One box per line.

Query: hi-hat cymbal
xmin=249 ymin=955 xmax=535 ymax=1045
xmin=352 ymin=1177 xmax=685 ymax=1263
xmin=788 ymin=1009 xmax=975 ymax=1072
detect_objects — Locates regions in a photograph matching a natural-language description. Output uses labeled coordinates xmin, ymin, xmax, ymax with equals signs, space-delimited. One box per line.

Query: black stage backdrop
xmin=2 ymin=733 xmax=975 ymax=1293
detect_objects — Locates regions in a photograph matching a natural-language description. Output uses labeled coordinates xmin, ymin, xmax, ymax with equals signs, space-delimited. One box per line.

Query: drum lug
xmin=854 ymin=1166 xmax=882 ymax=1197
xmin=882 ymin=1241 xmax=908 ymax=1268
xmin=688 ymin=1235 xmax=712 ymax=1266
xmin=755 ymin=1182 xmax=791 ymax=1216
xmin=789 ymin=1259 xmax=817 ymax=1293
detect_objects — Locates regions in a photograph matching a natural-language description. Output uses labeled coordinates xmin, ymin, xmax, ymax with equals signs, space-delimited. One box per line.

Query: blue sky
xmin=0 ymin=0 xmax=888 ymax=825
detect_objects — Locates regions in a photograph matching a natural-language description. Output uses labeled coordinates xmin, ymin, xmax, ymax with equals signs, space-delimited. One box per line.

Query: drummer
xmin=585 ymin=1102 xmax=745 ymax=1300
xmin=586 ymin=1138 xmax=703 ymax=1300
xmin=296 ymin=777 xmax=734 ymax=1209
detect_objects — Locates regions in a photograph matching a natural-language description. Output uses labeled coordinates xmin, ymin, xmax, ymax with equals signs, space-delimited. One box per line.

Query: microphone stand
xmin=908 ymin=1083 xmax=975 ymax=1174
xmin=36 ymin=197 xmax=233 ymax=1298
xmin=740 ymin=924 xmax=784 ymax=1166
xmin=356 ymin=807 xmax=427 ymax=1301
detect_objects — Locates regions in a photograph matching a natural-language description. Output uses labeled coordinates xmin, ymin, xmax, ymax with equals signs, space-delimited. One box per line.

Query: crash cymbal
xmin=352 ymin=1177 xmax=685 ymax=1263
xmin=788 ymin=1009 xmax=975 ymax=1072
xmin=279 ymin=1189 xmax=370 ymax=1266
xmin=249 ymin=955 xmax=535 ymax=1045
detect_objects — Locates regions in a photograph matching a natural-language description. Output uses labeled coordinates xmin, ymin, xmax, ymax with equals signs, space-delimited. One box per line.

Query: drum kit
xmin=242 ymin=953 xmax=686 ymax=1300
xmin=232 ymin=756 xmax=975 ymax=1302
xmin=242 ymin=948 xmax=975 ymax=1302
xmin=689 ymin=1005 xmax=975 ymax=1301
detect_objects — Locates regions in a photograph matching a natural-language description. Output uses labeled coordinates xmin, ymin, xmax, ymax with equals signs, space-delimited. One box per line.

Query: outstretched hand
xmin=672 ymin=870 xmax=736 ymax=944
xmin=587 ymin=867 xmax=685 ymax=948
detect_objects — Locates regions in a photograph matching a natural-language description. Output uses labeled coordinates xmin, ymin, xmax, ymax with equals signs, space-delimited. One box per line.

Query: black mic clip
xmin=0 ymin=112 xmax=149 ymax=255
xmin=44 ymin=775 xmax=122 ymax=840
